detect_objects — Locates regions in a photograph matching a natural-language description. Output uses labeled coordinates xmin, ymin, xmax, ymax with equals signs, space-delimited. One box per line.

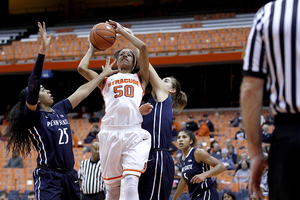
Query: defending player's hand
xmin=139 ymin=103 xmax=153 ymax=115
xmin=191 ymin=174 xmax=206 ymax=184
xmin=101 ymin=57 xmax=120 ymax=77
xmin=38 ymin=21 xmax=53 ymax=54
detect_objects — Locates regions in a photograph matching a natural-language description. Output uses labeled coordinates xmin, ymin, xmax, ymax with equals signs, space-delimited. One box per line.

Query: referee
xmin=78 ymin=141 xmax=105 ymax=200
xmin=240 ymin=0 xmax=300 ymax=199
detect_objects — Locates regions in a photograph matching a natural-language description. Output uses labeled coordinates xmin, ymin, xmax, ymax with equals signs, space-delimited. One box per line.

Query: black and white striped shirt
xmin=242 ymin=0 xmax=300 ymax=116
xmin=78 ymin=158 xmax=105 ymax=194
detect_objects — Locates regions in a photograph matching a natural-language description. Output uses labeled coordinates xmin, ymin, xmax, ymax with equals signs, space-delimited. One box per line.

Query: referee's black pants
xmin=81 ymin=191 xmax=105 ymax=200
xmin=269 ymin=114 xmax=300 ymax=200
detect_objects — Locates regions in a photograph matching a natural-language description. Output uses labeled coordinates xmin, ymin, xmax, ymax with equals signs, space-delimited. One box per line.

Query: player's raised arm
xmin=70 ymin=58 xmax=118 ymax=109
xmin=124 ymin=27 xmax=169 ymax=102
xmin=26 ymin=22 xmax=53 ymax=112
xmin=108 ymin=20 xmax=149 ymax=90
xmin=77 ymin=42 xmax=104 ymax=89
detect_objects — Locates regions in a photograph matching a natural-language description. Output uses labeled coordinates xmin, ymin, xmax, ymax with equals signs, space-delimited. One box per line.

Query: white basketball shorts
xmin=98 ymin=125 xmax=151 ymax=185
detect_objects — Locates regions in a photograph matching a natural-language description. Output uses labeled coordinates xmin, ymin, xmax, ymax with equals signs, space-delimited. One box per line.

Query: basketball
xmin=89 ymin=23 xmax=116 ymax=50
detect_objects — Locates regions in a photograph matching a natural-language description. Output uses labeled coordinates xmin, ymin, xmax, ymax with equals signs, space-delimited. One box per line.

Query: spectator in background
xmin=227 ymin=144 xmax=238 ymax=165
xmin=84 ymin=124 xmax=99 ymax=144
xmin=172 ymin=116 xmax=180 ymax=132
xmin=233 ymin=160 xmax=250 ymax=183
xmin=235 ymin=153 xmax=250 ymax=173
xmin=95 ymin=103 xmax=106 ymax=120
xmin=173 ymin=165 xmax=181 ymax=190
xmin=27 ymin=191 xmax=35 ymax=200
xmin=76 ymin=105 xmax=93 ymax=119
xmin=0 ymin=191 xmax=8 ymax=200
xmin=219 ymin=149 xmax=235 ymax=170
xmin=207 ymin=140 xmax=218 ymax=154
xmin=228 ymin=112 xmax=242 ymax=127
xmin=185 ymin=115 xmax=198 ymax=132
xmin=203 ymin=114 xmax=214 ymax=132
xmin=172 ymin=116 xmax=180 ymax=141
xmin=210 ymin=142 xmax=222 ymax=160
xmin=180 ymin=121 xmax=186 ymax=130
xmin=173 ymin=153 xmax=182 ymax=190
xmin=174 ymin=153 xmax=182 ymax=174
xmin=222 ymin=191 xmax=236 ymax=200
xmin=265 ymin=110 xmax=274 ymax=125
xmin=260 ymin=168 xmax=269 ymax=194
xmin=195 ymin=119 xmax=210 ymax=137
xmin=249 ymin=194 xmax=258 ymax=200
xmin=262 ymin=124 xmax=271 ymax=144
xmin=195 ymin=141 xmax=203 ymax=149
xmin=4 ymin=150 xmax=23 ymax=168
xmin=222 ymin=139 xmax=237 ymax=153
xmin=235 ymin=122 xmax=246 ymax=140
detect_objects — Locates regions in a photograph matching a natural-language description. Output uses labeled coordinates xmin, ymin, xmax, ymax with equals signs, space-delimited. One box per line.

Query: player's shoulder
xmin=194 ymin=148 xmax=209 ymax=158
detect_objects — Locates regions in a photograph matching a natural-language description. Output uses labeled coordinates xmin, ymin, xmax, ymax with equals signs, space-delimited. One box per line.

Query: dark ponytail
xmin=170 ymin=77 xmax=187 ymax=113
xmin=4 ymin=88 xmax=33 ymax=157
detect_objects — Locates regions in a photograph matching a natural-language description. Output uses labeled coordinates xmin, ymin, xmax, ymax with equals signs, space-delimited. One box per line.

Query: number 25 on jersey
xmin=58 ymin=128 xmax=69 ymax=145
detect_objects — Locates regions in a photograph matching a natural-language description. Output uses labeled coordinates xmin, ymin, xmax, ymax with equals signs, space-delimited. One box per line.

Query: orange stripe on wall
xmin=0 ymin=52 xmax=243 ymax=73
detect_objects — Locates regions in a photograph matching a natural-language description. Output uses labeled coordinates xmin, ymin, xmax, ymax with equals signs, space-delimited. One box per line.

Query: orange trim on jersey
xmin=102 ymin=77 xmax=108 ymax=91
xmin=136 ymin=73 xmax=145 ymax=95
xmin=101 ymin=77 xmax=108 ymax=112
xmin=123 ymin=169 xmax=142 ymax=173
xmin=103 ymin=174 xmax=123 ymax=181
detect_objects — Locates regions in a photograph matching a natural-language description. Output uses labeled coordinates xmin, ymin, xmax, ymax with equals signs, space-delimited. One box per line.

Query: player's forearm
xmin=75 ymin=73 xmax=106 ymax=100
xmin=172 ymin=179 xmax=186 ymax=200
xmin=26 ymin=54 xmax=45 ymax=105
xmin=78 ymin=49 xmax=97 ymax=81
xmin=240 ymin=76 xmax=264 ymax=157
xmin=119 ymin=28 xmax=146 ymax=51
xmin=202 ymin=163 xmax=226 ymax=178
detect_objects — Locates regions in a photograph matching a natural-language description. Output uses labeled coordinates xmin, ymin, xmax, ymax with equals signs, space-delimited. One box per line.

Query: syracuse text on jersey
xmin=108 ymin=78 xmax=140 ymax=87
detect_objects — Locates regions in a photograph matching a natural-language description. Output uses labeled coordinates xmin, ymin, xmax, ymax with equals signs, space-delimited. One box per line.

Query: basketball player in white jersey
xmin=78 ymin=20 xmax=151 ymax=200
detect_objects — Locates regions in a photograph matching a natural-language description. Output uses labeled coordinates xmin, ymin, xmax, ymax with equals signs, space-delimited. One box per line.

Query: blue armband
xmin=26 ymin=54 xmax=45 ymax=105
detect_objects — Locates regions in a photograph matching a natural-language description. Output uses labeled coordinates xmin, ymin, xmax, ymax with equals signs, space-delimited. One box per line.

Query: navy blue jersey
xmin=139 ymin=94 xmax=174 ymax=200
xmin=181 ymin=148 xmax=216 ymax=198
xmin=142 ymin=94 xmax=173 ymax=149
xmin=24 ymin=99 xmax=74 ymax=169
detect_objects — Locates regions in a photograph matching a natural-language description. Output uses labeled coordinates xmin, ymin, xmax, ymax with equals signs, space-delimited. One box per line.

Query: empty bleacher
xmin=0 ymin=12 xmax=254 ymax=64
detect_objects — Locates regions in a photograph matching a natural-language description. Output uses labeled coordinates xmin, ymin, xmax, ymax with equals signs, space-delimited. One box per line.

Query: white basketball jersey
xmin=101 ymin=73 xmax=144 ymax=126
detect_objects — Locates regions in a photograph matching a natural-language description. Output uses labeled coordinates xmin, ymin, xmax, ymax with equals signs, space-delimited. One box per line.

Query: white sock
xmin=123 ymin=175 xmax=139 ymax=200
xmin=106 ymin=185 xmax=121 ymax=200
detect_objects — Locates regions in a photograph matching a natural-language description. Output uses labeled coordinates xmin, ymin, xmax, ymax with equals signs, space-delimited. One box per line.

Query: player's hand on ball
xmin=108 ymin=20 xmax=122 ymax=33
xmin=89 ymin=41 xmax=100 ymax=53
